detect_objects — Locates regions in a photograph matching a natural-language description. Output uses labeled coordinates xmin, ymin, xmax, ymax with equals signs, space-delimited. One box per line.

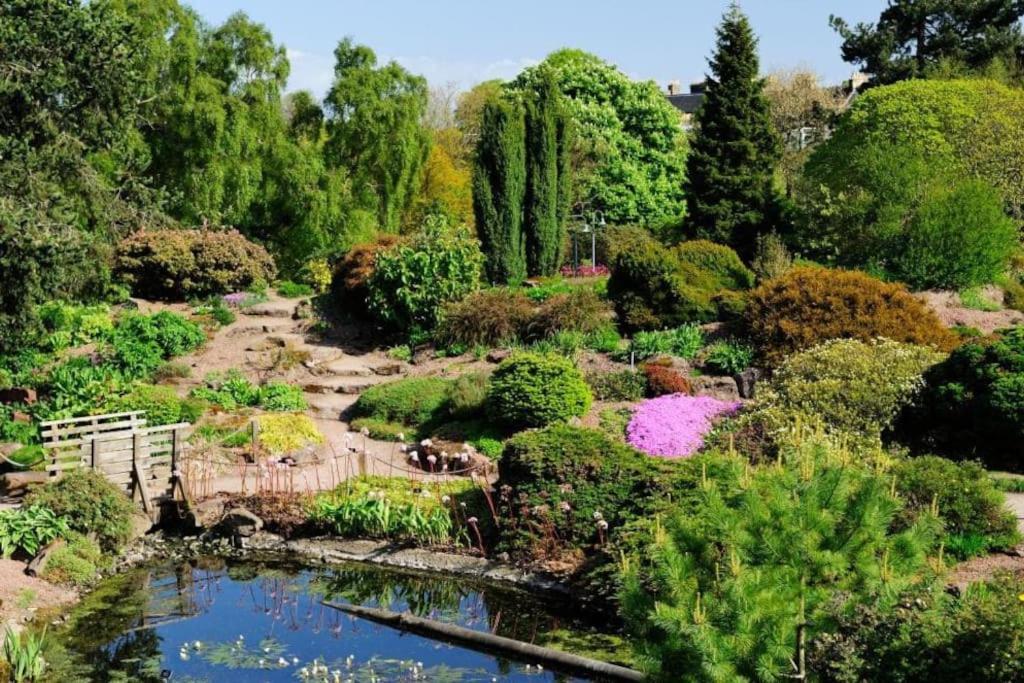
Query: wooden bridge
xmin=41 ymin=411 xmax=190 ymax=518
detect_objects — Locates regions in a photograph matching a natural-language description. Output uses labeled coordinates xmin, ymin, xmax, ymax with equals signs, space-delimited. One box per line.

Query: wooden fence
xmin=41 ymin=411 xmax=190 ymax=516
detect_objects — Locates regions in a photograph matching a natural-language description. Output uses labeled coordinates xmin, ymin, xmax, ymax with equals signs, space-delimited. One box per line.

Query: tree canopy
xmin=509 ymin=49 xmax=688 ymax=231
xmin=831 ymin=0 xmax=1024 ymax=84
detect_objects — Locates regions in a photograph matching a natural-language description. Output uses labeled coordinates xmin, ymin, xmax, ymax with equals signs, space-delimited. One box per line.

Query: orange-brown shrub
xmin=436 ymin=289 xmax=534 ymax=347
xmin=743 ymin=266 xmax=957 ymax=365
xmin=642 ymin=363 xmax=693 ymax=397
xmin=529 ymin=289 xmax=614 ymax=340
xmin=332 ymin=234 xmax=402 ymax=310
xmin=115 ymin=228 xmax=276 ymax=300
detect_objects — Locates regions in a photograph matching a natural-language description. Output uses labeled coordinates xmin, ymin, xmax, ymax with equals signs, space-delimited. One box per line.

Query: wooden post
xmin=132 ymin=432 xmax=152 ymax=514
xmin=357 ymin=450 xmax=367 ymax=477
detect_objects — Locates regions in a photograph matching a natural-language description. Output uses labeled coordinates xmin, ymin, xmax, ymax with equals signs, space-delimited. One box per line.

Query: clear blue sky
xmin=188 ymin=0 xmax=888 ymax=96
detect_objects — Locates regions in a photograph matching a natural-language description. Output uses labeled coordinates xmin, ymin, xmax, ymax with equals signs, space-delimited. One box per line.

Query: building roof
xmin=666 ymin=92 xmax=704 ymax=115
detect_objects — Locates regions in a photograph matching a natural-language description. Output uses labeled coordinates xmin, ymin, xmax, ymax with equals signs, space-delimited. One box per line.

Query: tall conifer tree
xmin=685 ymin=4 xmax=781 ymax=257
xmin=524 ymin=73 xmax=572 ymax=276
xmin=472 ymin=96 xmax=527 ymax=283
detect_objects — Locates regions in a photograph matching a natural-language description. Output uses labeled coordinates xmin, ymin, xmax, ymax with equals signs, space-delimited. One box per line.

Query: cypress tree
xmin=472 ymin=96 xmax=527 ymax=283
xmin=524 ymin=73 xmax=572 ymax=277
xmin=685 ymin=3 xmax=781 ymax=258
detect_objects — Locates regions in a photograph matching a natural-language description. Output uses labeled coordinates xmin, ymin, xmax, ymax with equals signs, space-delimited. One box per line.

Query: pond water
xmin=43 ymin=556 xmax=629 ymax=682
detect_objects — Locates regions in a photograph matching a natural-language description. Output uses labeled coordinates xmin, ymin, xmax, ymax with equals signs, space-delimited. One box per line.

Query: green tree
xmin=622 ymin=440 xmax=939 ymax=682
xmin=324 ymin=38 xmax=431 ymax=234
xmin=524 ymin=72 xmax=573 ymax=276
xmin=510 ymin=50 xmax=688 ymax=230
xmin=284 ymin=90 xmax=324 ymax=142
xmin=831 ymin=0 xmax=1024 ymax=85
xmin=685 ymin=5 xmax=782 ymax=257
xmin=472 ymin=95 xmax=527 ymax=284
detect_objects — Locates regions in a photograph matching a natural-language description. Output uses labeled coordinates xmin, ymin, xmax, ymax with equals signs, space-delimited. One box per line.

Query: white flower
xmin=597 ymin=519 xmax=609 ymax=530
xmin=441 ymin=495 xmax=451 ymax=503
xmin=397 ymin=432 xmax=405 ymax=441
xmin=592 ymin=511 xmax=603 ymax=521
xmin=559 ymin=501 xmax=571 ymax=512
xmin=468 ymin=516 xmax=479 ymax=524
xmin=360 ymin=427 xmax=370 ymax=436
xmin=427 ymin=454 xmax=437 ymax=464
xmin=399 ymin=444 xmax=407 ymax=453
xmin=409 ymin=451 xmax=419 ymax=462
xmin=420 ymin=438 xmax=432 ymax=447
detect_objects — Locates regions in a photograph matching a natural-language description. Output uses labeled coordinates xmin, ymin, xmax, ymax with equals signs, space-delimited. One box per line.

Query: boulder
xmin=219 ymin=507 xmax=264 ymax=538
xmin=128 ymin=510 xmax=153 ymax=543
xmin=486 ymin=349 xmax=512 ymax=364
xmin=690 ymin=375 xmax=741 ymax=402
xmin=0 ymin=471 xmax=47 ymax=498
xmin=734 ymin=368 xmax=762 ymax=399
xmin=371 ymin=362 xmax=403 ymax=376
xmin=0 ymin=388 xmax=36 ymax=405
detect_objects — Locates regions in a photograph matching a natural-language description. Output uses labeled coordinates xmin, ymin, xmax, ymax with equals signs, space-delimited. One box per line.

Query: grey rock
xmin=486 ymin=349 xmax=511 ymax=364
xmin=690 ymin=375 xmax=741 ymax=402
xmin=734 ymin=368 xmax=762 ymax=399
xmin=219 ymin=507 xmax=264 ymax=537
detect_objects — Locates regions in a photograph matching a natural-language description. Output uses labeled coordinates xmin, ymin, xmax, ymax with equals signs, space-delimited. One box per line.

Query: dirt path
xmin=0 ymin=559 xmax=76 ymax=631
xmin=164 ymin=293 xmax=440 ymax=495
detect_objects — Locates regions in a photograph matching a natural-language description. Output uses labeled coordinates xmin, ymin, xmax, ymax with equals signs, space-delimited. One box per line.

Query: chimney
xmin=690 ymin=81 xmax=706 ymax=94
xmin=667 ymin=80 xmax=682 ymax=95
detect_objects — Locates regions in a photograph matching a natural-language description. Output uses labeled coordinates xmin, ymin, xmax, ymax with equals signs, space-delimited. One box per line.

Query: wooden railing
xmin=41 ymin=411 xmax=190 ymax=516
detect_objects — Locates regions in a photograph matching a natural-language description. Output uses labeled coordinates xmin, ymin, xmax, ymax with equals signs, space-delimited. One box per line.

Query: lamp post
xmin=570 ymin=210 xmax=606 ymax=274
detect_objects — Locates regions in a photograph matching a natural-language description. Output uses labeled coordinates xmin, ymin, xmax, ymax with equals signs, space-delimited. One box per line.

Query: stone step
xmin=302 ymin=376 xmax=381 ymax=395
xmin=244 ymin=301 xmax=296 ymax=318
xmin=311 ymin=358 xmax=374 ymax=378
xmin=306 ymin=392 xmax=359 ymax=418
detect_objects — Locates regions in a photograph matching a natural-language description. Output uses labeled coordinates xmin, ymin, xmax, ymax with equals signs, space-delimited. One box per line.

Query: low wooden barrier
xmin=41 ymin=411 xmax=190 ymax=516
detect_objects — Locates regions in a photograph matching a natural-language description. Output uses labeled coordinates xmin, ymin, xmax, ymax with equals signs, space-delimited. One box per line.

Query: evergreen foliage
xmin=622 ymin=438 xmax=940 ymax=682
xmin=473 ymin=96 xmax=528 ymax=283
xmin=830 ymin=0 xmax=1024 ymax=84
xmin=684 ymin=5 xmax=782 ymax=257
xmin=524 ymin=72 xmax=573 ymax=277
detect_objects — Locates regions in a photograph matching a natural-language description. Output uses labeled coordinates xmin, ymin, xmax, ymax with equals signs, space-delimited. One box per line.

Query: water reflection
xmin=44 ymin=556 xmax=627 ymax=682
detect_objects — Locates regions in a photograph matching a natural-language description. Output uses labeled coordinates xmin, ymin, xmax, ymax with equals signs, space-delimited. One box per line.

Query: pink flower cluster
xmin=627 ymin=394 xmax=742 ymax=458
xmin=222 ymin=292 xmax=247 ymax=306
xmin=560 ymin=264 xmax=610 ymax=278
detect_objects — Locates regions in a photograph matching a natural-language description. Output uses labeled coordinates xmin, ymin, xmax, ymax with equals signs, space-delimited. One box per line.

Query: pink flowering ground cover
xmin=627 ymin=394 xmax=742 ymax=458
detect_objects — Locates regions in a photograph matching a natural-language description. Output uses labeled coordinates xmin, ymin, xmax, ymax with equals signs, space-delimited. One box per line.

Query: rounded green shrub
xmin=352 ymin=377 xmax=452 ymax=430
xmin=675 ymin=240 xmax=755 ymax=290
xmin=24 ymin=470 xmax=136 ymax=552
xmin=115 ymin=228 xmax=277 ymax=300
xmin=756 ymin=338 xmax=944 ymax=441
xmin=446 ymin=371 xmax=489 ymax=419
xmin=115 ymin=384 xmax=205 ymax=426
xmin=744 ymin=267 xmax=957 ymax=366
xmin=901 ymin=326 xmax=1024 ymax=467
xmin=487 ymin=352 xmax=591 ymax=428
xmin=893 ymin=456 xmax=1019 ymax=559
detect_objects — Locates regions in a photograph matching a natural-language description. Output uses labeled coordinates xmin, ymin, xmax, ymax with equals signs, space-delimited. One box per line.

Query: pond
xmin=42 ymin=556 xmax=630 ymax=682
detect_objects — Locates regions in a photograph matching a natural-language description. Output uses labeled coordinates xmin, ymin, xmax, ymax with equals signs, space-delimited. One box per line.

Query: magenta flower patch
xmin=222 ymin=292 xmax=247 ymax=306
xmin=627 ymin=394 xmax=742 ymax=458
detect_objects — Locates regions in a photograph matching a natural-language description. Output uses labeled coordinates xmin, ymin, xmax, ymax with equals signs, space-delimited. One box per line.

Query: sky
xmin=188 ymin=0 xmax=890 ymax=97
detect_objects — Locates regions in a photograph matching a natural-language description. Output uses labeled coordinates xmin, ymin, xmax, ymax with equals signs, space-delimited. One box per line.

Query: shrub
xmin=607 ymin=234 xmax=717 ymax=331
xmin=37 ymin=301 xmax=114 ymax=351
xmin=529 ymin=289 xmax=613 ymax=339
xmin=189 ymin=371 xmax=305 ymax=412
xmin=675 ymin=240 xmax=755 ymax=290
xmin=436 ymin=289 xmax=533 ymax=348
xmin=642 ymin=364 xmax=692 ymax=397
xmin=586 ymin=370 xmax=646 ymax=401
xmin=901 ymin=327 xmax=1024 ymax=467
xmin=750 ymin=231 xmax=792 ymax=282
xmin=446 ymin=372 xmax=489 ymax=419
xmin=108 ymin=312 xmax=205 ymax=379
xmin=115 ymin=384 xmax=205 ymax=426
xmin=24 ymin=470 xmax=135 ymax=551
xmin=754 ymin=339 xmax=944 ymax=443
xmin=744 ymin=267 xmax=957 ymax=365
xmin=487 ymin=353 xmax=592 ymax=428
xmin=115 ymin=228 xmax=277 ymax=300
xmin=626 ymin=394 xmax=741 ymax=458
xmin=809 ymin=573 xmax=1024 ymax=683
xmin=351 ymin=377 xmax=452 ymax=431
xmin=893 ymin=456 xmax=1019 ymax=559
xmin=257 ymin=382 xmax=308 ymax=412
xmin=0 ymin=506 xmax=70 ymax=558
xmin=702 ymin=340 xmax=754 ymax=375
xmin=275 ymin=280 xmax=313 ymax=298
xmin=331 ymin=234 xmax=403 ymax=313
xmin=366 ymin=218 xmax=484 ymax=333
xmin=623 ymin=440 xmax=938 ymax=683
xmin=584 ymin=325 xmax=622 ymax=353
xmin=497 ymin=425 xmax=680 ymax=559
xmin=40 ymin=533 xmax=106 ymax=587
xmin=256 ymin=413 xmax=324 ymax=455
xmin=348 ymin=417 xmax=407 ymax=441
